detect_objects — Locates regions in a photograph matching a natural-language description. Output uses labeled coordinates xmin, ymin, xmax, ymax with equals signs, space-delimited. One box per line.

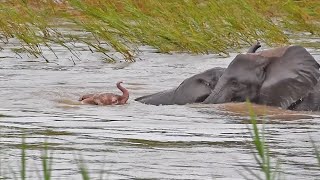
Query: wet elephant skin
xmin=135 ymin=42 xmax=262 ymax=106
xmin=135 ymin=67 xmax=225 ymax=105
xmin=203 ymin=45 xmax=320 ymax=111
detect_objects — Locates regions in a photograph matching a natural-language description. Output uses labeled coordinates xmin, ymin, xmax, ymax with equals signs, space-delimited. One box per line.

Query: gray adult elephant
xmin=203 ymin=45 xmax=320 ymax=110
xmin=135 ymin=42 xmax=261 ymax=105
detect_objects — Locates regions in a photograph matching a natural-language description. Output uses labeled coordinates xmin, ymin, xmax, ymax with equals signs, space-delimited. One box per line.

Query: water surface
xmin=0 ymin=42 xmax=320 ymax=179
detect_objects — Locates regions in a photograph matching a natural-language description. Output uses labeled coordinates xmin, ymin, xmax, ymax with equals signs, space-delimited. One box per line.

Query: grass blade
xmin=21 ymin=137 xmax=26 ymax=180
xmin=76 ymin=156 xmax=90 ymax=180
xmin=310 ymin=137 xmax=320 ymax=167
xmin=245 ymin=100 xmax=281 ymax=180
xmin=41 ymin=142 xmax=53 ymax=180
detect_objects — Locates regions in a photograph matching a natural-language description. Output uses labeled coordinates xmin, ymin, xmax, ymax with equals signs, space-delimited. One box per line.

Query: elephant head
xmin=172 ymin=67 xmax=225 ymax=104
xmin=135 ymin=67 xmax=225 ymax=105
xmin=203 ymin=45 xmax=320 ymax=109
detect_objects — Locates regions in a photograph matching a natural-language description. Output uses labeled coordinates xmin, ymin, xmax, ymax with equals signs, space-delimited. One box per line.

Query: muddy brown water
xmin=0 ymin=43 xmax=320 ymax=179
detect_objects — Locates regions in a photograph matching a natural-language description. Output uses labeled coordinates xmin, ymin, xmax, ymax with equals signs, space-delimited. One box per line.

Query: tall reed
xmin=241 ymin=101 xmax=281 ymax=180
xmin=41 ymin=142 xmax=53 ymax=180
xmin=0 ymin=0 xmax=319 ymax=62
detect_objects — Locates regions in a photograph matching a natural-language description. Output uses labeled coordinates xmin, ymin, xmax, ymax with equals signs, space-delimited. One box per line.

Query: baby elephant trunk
xmin=117 ymin=81 xmax=129 ymax=104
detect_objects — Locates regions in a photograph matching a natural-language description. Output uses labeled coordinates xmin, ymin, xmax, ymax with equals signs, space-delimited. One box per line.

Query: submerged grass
xmin=0 ymin=0 xmax=319 ymax=62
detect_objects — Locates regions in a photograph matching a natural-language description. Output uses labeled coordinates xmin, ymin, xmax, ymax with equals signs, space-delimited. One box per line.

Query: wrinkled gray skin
xmin=135 ymin=67 xmax=225 ymax=105
xmin=293 ymin=82 xmax=320 ymax=111
xmin=135 ymin=42 xmax=261 ymax=106
xmin=203 ymin=44 xmax=320 ymax=110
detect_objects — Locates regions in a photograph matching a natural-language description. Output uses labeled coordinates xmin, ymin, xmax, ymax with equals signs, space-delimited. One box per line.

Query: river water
xmin=0 ymin=41 xmax=320 ymax=179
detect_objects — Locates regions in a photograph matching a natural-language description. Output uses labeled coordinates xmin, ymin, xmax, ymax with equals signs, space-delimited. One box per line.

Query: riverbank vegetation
xmin=0 ymin=0 xmax=319 ymax=62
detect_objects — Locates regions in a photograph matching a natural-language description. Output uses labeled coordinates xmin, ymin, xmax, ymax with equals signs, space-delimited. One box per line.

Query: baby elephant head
xmin=172 ymin=67 xmax=225 ymax=104
xmin=203 ymin=46 xmax=320 ymax=109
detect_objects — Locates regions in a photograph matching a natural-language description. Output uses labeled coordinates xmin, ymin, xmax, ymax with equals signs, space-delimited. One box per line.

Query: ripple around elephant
xmin=80 ymin=81 xmax=129 ymax=105
xmin=135 ymin=43 xmax=261 ymax=105
xmin=203 ymin=45 xmax=320 ymax=111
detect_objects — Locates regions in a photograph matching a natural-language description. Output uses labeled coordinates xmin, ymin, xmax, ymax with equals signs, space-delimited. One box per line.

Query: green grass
xmin=41 ymin=142 xmax=53 ymax=180
xmin=0 ymin=137 xmax=91 ymax=179
xmin=240 ymin=101 xmax=281 ymax=180
xmin=0 ymin=0 xmax=319 ymax=62
xmin=77 ymin=157 xmax=90 ymax=180
xmin=243 ymin=106 xmax=320 ymax=180
xmin=21 ymin=137 xmax=26 ymax=180
xmin=311 ymin=138 xmax=320 ymax=167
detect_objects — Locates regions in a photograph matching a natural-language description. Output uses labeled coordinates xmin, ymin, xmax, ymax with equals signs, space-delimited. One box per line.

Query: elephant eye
xmin=198 ymin=79 xmax=210 ymax=86
xmin=230 ymin=79 xmax=239 ymax=87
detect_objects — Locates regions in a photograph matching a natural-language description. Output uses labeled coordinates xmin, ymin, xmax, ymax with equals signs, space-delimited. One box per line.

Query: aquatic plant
xmin=21 ymin=137 xmax=26 ymax=180
xmin=77 ymin=156 xmax=90 ymax=180
xmin=240 ymin=102 xmax=281 ymax=180
xmin=0 ymin=137 xmax=107 ymax=180
xmin=0 ymin=0 xmax=319 ymax=62
xmin=41 ymin=142 xmax=53 ymax=180
xmin=311 ymin=138 xmax=320 ymax=167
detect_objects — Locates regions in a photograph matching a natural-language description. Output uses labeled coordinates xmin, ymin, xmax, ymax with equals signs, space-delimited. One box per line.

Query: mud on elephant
xmin=203 ymin=45 xmax=320 ymax=111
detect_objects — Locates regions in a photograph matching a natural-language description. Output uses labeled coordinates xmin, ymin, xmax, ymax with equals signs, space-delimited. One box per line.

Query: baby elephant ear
xmin=259 ymin=46 xmax=320 ymax=109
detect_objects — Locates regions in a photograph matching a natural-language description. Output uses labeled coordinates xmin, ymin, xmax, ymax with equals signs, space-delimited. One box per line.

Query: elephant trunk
xmin=117 ymin=81 xmax=129 ymax=104
xmin=203 ymin=84 xmax=232 ymax=104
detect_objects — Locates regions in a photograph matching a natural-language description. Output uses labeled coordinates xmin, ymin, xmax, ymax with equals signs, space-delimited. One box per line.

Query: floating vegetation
xmin=0 ymin=0 xmax=319 ymax=62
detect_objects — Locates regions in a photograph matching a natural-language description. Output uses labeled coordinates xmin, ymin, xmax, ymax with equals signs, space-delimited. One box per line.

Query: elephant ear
xmin=258 ymin=45 xmax=320 ymax=108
